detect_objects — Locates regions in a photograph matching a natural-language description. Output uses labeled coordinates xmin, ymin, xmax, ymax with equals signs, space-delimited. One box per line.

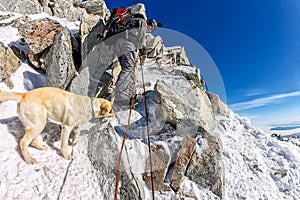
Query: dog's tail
xmin=0 ymin=91 xmax=24 ymax=103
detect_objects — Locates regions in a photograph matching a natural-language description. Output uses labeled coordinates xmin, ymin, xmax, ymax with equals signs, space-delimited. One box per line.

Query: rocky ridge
xmin=0 ymin=3 xmax=226 ymax=198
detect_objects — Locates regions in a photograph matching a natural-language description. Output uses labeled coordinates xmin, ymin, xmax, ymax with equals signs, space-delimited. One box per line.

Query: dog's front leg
xmin=60 ymin=125 xmax=73 ymax=160
xmin=71 ymin=125 xmax=80 ymax=146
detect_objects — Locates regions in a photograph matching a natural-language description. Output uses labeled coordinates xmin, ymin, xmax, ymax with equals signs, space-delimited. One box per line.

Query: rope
xmin=114 ymin=60 xmax=137 ymax=200
xmin=113 ymin=95 xmax=134 ymax=200
xmin=57 ymin=147 xmax=74 ymax=200
xmin=140 ymin=57 xmax=155 ymax=200
xmin=114 ymin=56 xmax=155 ymax=200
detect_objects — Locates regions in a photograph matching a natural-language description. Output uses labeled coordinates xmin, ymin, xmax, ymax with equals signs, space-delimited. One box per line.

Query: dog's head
xmin=94 ymin=98 xmax=115 ymax=118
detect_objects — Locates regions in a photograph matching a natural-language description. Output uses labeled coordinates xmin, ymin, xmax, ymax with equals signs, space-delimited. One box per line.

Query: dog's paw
xmin=25 ymin=157 xmax=37 ymax=164
xmin=61 ymin=151 xmax=73 ymax=160
xmin=64 ymin=154 xmax=73 ymax=160
xmin=70 ymin=140 xmax=78 ymax=146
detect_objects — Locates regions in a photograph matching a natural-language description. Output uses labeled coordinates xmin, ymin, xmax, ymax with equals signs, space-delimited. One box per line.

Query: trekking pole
xmin=140 ymin=55 xmax=155 ymax=200
xmin=114 ymin=60 xmax=137 ymax=200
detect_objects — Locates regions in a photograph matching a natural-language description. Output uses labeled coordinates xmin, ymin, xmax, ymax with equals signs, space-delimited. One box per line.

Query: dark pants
xmin=114 ymin=38 xmax=136 ymax=104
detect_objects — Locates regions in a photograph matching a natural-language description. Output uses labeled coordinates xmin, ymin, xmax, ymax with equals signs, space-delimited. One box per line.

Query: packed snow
xmin=215 ymin=114 xmax=300 ymax=200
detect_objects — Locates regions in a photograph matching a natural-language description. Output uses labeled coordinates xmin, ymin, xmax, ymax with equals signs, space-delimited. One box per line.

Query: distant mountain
xmin=270 ymin=125 xmax=300 ymax=131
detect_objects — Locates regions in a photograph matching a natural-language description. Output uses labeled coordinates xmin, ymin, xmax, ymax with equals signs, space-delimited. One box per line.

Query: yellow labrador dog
xmin=0 ymin=87 xmax=114 ymax=164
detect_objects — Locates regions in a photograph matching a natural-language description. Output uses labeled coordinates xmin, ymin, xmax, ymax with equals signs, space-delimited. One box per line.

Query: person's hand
xmin=139 ymin=49 xmax=147 ymax=64
xmin=147 ymin=19 xmax=158 ymax=32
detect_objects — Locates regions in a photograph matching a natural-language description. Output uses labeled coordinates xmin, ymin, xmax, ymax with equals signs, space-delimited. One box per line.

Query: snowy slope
xmin=216 ymin=113 xmax=300 ymax=200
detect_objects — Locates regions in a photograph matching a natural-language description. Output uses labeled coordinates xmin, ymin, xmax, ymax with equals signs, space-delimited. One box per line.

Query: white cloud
xmin=229 ymin=91 xmax=300 ymax=111
xmin=268 ymin=116 xmax=300 ymax=126
xmin=244 ymin=88 xmax=267 ymax=97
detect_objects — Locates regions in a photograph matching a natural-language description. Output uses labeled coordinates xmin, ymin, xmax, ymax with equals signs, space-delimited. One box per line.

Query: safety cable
xmin=113 ymin=92 xmax=135 ymax=200
xmin=114 ymin=56 xmax=155 ymax=200
xmin=114 ymin=60 xmax=137 ymax=200
xmin=57 ymin=147 xmax=74 ymax=200
xmin=140 ymin=57 xmax=155 ymax=200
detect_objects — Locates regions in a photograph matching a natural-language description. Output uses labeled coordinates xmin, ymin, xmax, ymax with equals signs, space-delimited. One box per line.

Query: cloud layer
xmin=229 ymin=91 xmax=300 ymax=111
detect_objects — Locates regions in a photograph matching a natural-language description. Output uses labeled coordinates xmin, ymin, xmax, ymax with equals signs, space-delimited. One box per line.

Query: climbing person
xmin=99 ymin=3 xmax=159 ymax=109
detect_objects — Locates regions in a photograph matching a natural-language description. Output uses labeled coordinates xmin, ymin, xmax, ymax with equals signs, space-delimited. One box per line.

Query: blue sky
xmin=108 ymin=0 xmax=300 ymax=127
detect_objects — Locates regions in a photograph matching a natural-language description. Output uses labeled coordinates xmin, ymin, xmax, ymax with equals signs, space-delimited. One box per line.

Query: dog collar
xmin=90 ymin=97 xmax=95 ymax=119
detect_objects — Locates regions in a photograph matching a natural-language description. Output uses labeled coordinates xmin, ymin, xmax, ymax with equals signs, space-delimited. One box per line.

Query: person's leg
xmin=114 ymin=38 xmax=136 ymax=106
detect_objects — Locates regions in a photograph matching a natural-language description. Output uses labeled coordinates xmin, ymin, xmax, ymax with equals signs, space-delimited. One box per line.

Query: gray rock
xmin=164 ymin=46 xmax=190 ymax=66
xmin=154 ymin=78 xmax=215 ymax=131
xmin=87 ymin=119 xmax=146 ymax=200
xmin=177 ymin=65 xmax=204 ymax=89
xmin=143 ymin=144 xmax=171 ymax=192
xmin=79 ymin=13 xmax=102 ymax=65
xmin=170 ymin=135 xmax=197 ymax=191
xmin=186 ymin=131 xmax=225 ymax=199
xmin=274 ymin=167 xmax=288 ymax=178
xmin=39 ymin=0 xmax=110 ymax=22
xmin=0 ymin=0 xmax=41 ymax=14
xmin=0 ymin=13 xmax=19 ymax=27
xmin=206 ymin=91 xmax=230 ymax=117
xmin=74 ymin=0 xmax=110 ymax=19
xmin=144 ymin=34 xmax=164 ymax=58
xmin=70 ymin=14 xmax=115 ymax=96
xmin=176 ymin=118 xmax=205 ymax=138
xmin=18 ymin=18 xmax=63 ymax=69
xmin=45 ymin=27 xmax=76 ymax=89
xmin=69 ymin=39 xmax=114 ymax=96
xmin=0 ymin=42 xmax=21 ymax=89
xmin=69 ymin=12 xmax=115 ymax=96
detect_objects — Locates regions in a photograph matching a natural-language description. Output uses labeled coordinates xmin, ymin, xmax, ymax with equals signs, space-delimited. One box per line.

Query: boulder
xmin=0 ymin=42 xmax=21 ymax=89
xmin=18 ymin=18 xmax=63 ymax=69
xmin=176 ymin=118 xmax=203 ymax=138
xmin=186 ymin=130 xmax=225 ymax=199
xmin=0 ymin=0 xmax=41 ymax=14
xmin=79 ymin=13 xmax=102 ymax=63
xmin=87 ymin=119 xmax=147 ymax=200
xmin=45 ymin=27 xmax=76 ymax=89
xmin=74 ymin=0 xmax=110 ymax=19
xmin=163 ymin=46 xmax=190 ymax=66
xmin=170 ymin=135 xmax=197 ymax=191
xmin=154 ymin=78 xmax=215 ymax=131
xmin=143 ymin=144 xmax=171 ymax=192
xmin=70 ymin=14 xmax=115 ymax=96
xmin=69 ymin=39 xmax=114 ymax=96
xmin=144 ymin=34 xmax=164 ymax=58
xmin=206 ymin=91 xmax=230 ymax=117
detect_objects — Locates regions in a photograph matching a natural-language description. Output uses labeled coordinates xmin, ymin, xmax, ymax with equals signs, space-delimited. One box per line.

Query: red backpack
xmin=101 ymin=8 xmax=132 ymax=42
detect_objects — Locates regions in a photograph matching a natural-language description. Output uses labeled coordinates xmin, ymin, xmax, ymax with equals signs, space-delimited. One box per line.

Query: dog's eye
xmin=109 ymin=109 xmax=115 ymax=115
